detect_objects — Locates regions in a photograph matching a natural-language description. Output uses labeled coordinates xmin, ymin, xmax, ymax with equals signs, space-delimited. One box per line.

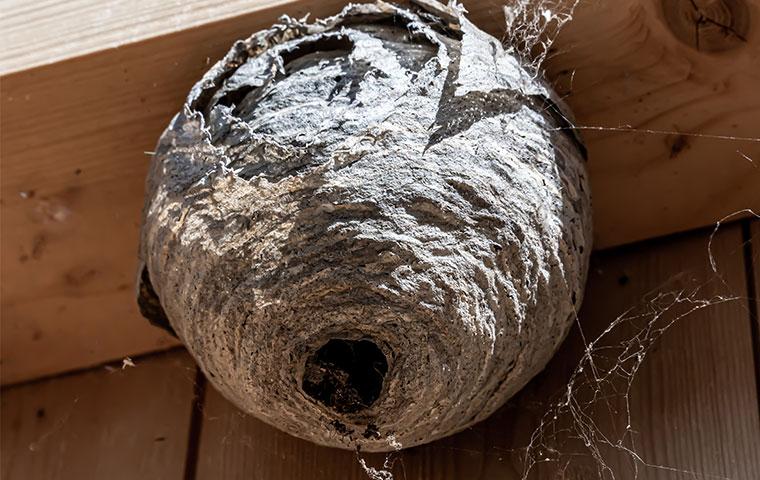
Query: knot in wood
xmin=662 ymin=0 xmax=750 ymax=52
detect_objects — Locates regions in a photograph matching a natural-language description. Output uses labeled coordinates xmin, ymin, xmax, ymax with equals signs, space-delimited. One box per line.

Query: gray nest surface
xmin=138 ymin=1 xmax=592 ymax=452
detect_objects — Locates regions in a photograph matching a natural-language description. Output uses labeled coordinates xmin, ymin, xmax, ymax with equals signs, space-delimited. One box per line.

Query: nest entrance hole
xmin=302 ymin=338 xmax=388 ymax=414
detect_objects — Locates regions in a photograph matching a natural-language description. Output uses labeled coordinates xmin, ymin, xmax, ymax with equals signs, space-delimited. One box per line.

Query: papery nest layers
xmin=138 ymin=1 xmax=592 ymax=452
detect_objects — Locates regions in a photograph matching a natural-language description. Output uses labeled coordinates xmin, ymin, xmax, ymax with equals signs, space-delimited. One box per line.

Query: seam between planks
xmin=183 ymin=367 xmax=207 ymax=480
xmin=741 ymin=219 xmax=760 ymax=421
xmin=0 ymin=346 xmax=186 ymax=391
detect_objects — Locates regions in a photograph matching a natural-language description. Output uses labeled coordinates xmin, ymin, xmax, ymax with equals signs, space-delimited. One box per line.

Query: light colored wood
xmin=194 ymin=225 xmax=760 ymax=479
xmin=0 ymin=0 xmax=300 ymax=75
xmin=2 ymin=0 xmax=759 ymax=384
xmin=0 ymin=159 xmax=179 ymax=383
xmin=0 ymin=350 xmax=198 ymax=480
xmin=545 ymin=0 xmax=760 ymax=247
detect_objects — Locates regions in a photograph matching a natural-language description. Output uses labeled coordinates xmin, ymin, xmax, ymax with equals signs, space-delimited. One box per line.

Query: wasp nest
xmin=138 ymin=1 xmax=592 ymax=452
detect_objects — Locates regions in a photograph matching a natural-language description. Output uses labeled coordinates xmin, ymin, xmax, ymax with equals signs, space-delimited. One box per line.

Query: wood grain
xmin=545 ymin=0 xmax=760 ymax=247
xmin=0 ymin=350 xmax=198 ymax=480
xmin=193 ymin=224 xmax=760 ymax=479
xmin=0 ymin=0 xmax=301 ymax=75
xmin=2 ymin=0 xmax=759 ymax=384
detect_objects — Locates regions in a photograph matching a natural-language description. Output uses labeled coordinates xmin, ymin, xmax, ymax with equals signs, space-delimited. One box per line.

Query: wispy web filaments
xmin=502 ymin=0 xmax=581 ymax=75
xmin=520 ymin=285 xmax=740 ymax=480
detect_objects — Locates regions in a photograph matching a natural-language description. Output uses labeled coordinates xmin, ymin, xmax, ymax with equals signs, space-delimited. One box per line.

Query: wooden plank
xmin=194 ymin=224 xmax=760 ymax=479
xmin=0 ymin=350 xmax=197 ymax=480
xmin=196 ymin=388 xmax=370 ymax=480
xmin=546 ymin=0 xmax=760 ymax=247
xmin=0 ymin=0 xmax=299 ymax=75
xmin=2 ymin=0 xmax=759 ymax=384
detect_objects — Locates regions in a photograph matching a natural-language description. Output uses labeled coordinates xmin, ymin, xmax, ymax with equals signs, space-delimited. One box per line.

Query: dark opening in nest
xmin=302 ymin=339 xmax=388 ymax=414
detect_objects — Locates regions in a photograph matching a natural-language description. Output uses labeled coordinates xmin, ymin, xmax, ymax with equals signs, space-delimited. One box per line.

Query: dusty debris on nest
xmin=137 ymin=0 xmax=591 ymax=452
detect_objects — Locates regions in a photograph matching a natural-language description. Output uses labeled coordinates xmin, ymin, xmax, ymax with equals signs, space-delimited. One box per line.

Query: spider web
xmin=518 ymin=288 xmax=741 ymax=479
xmin=500 ymin=0 xmax=581 ymax=75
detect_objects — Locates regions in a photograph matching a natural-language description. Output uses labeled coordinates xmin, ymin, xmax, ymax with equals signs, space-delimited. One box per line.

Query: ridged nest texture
xmin=138 ymin=1 xmax=592 ymax=452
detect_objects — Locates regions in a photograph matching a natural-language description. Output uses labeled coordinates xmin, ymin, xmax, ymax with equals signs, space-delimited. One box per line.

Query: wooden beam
xmin=0 ymin=0 xmax=308 ymax=76
xmin=749 ymin=220 xmax=760 ymax=380
xmin=2 ymin=0 xmax=759 ymax=384
xmin=548 ymin=0 xmax=760 ymax=246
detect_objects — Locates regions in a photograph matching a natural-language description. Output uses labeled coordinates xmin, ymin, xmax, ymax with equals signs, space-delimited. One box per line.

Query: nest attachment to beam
xmin=138 ymin=1 xmax=592 ymax=452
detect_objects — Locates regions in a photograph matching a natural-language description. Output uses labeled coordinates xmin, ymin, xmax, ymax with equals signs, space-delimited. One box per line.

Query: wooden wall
xmin=3 ymin=220 xmax=758 ymax=479
xmin=2 ymin=0 xmax=760 ymax=387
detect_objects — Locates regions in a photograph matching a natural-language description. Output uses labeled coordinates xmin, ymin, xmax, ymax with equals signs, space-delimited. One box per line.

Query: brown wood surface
xmin=0 ymin=350 xmax=197 ymax=480
xmin=2 ymin=0 xmax=759 ymax=384
xmin=192 ymin=224 xmax=760 ymax=479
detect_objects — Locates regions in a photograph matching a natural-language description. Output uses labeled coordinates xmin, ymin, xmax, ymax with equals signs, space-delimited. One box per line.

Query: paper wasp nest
xmin=138 ymin=1 xmax=591 ymax=452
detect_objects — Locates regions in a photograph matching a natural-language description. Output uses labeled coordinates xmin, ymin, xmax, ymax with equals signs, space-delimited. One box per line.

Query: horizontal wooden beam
xmin=0 ymin=0 xmax=299 ymax=75
xmin=2 ymin=0 xmax=759 ymax=384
